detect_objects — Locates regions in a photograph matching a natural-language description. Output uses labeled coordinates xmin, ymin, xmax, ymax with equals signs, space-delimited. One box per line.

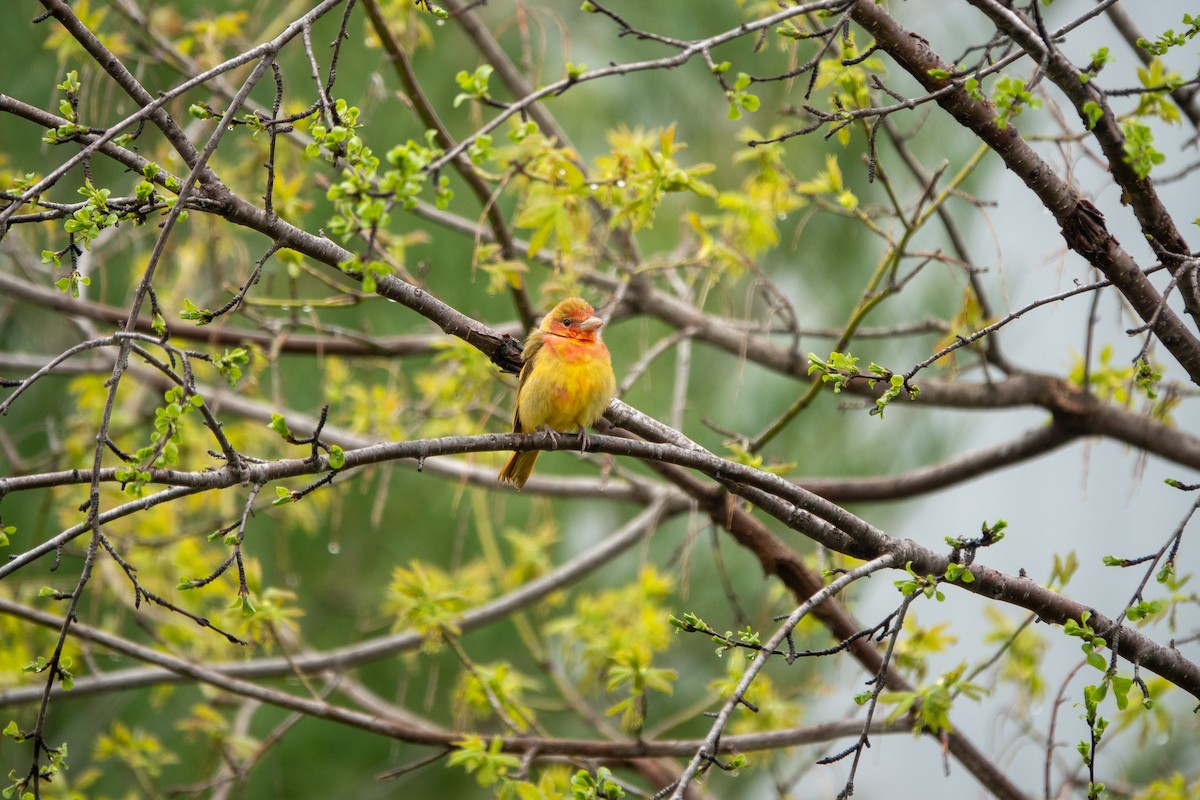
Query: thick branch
xmin=619 ymin=279 xmax=1200 ymax=470
xmin=849 ymin=0 xmax=1200 ymax=384
xmin=633 ymin=454 xmax=1031 ymax=800
xmin=803 ymin=423 xmax=1076 ymax=503
xmin=966 ymin=0 xmax=1198 ymax=320
xmin=0 ymin=269 xmax=503 ymax=358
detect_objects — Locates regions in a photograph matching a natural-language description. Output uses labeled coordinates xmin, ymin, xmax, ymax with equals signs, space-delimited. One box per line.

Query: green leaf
xmin=328 ymin=445 xmax=345 ymax=469
xmin=268 ymin=413 xmax=292 ymax=438
xmin=1111 ymin=675 xmax=1132 ymax=710
xmin=1126 ymin=600 xmax=1163 ymax=621
xmin=230 ymin=594 xmax=257 ymax=617
xmin=1120 ymin=119 xmax=1164 ymax=179
xmin=180 ymin=297 xmax=212 ymax=324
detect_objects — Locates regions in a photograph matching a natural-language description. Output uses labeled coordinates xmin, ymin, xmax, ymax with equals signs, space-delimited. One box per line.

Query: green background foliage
xmin=1 ymin=1 xmax=1198 ymax=798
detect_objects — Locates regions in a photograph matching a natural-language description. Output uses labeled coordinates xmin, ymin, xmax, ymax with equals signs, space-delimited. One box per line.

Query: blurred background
xmin=1 ymin=1 xmax=1197 ymax=797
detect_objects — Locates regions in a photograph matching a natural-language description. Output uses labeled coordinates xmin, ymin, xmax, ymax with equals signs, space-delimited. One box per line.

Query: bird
xmin=498 ymin=297 xmax=616 ymax=490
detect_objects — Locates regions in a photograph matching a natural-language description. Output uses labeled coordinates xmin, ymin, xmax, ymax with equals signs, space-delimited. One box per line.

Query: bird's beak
xmin=577 ymin=316 xmax=604 ymax=332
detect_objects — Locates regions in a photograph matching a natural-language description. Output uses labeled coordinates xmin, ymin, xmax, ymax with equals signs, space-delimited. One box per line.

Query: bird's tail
xmin=498 ymin=450 xmax=539 ymax=490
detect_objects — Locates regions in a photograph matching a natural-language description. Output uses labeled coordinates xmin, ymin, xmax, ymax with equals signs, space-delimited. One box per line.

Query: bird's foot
xmin=577 ymin=427 xmax=591 ymax=452
xmin=537 ymin=426 xmax=560 ymax=449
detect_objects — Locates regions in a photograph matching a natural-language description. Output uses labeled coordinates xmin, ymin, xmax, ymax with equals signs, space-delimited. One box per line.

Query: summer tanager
xmin=498 ymin=297 xmax=616 ymax=489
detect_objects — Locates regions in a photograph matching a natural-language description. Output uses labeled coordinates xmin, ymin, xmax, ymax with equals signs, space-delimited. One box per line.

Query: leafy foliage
xmin=0 ymin=2 xmax=1197 ymax=799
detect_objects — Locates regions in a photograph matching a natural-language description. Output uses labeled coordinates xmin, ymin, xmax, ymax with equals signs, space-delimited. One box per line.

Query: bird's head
xmin=540 ymin=297 xmax=605 ymax=341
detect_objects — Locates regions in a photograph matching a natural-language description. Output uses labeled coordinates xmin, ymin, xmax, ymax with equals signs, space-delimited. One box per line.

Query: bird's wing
xmin=512 ymin=330 xmax=546 ymax=433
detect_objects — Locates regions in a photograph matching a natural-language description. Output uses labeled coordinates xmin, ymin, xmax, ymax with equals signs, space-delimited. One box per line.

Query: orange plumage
xmin=498 ymin=297 xmax=616 ymax=490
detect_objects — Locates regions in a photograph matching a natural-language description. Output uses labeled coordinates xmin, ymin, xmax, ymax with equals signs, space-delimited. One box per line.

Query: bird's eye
xmin=561 ymin=318 xmax=574 ymax=327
